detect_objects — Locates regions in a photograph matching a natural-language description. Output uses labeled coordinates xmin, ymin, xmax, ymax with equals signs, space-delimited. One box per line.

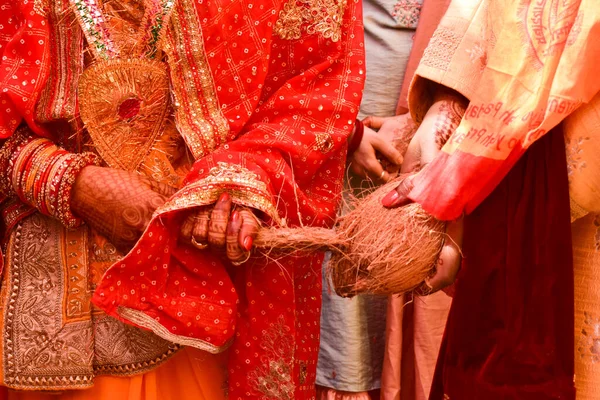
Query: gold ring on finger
xmin=191 ymin=236 xmax=208 ymax=250
xmin=231 ymin=251 xmax=251 ymax=266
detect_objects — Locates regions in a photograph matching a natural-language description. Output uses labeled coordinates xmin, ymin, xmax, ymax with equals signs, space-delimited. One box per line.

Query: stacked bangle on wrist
xmin=347 ymin=119 xmax=364 ymax=155
xmin=0 ymin=128 xmax=101 ymax=228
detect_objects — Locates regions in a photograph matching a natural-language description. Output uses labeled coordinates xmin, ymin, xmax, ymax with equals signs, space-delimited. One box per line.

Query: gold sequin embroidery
xmin=248 ymin=315 xmax=295 ymax=399
xmin=163 ymin=0 xmax=230 ymax=159
xmin=33 ymin=0 xmax=49 ymax=16
xmin=274 ymin=0 xmax=348 ymax=42
xmin=158 ymin=162 xmax=281 ymax=224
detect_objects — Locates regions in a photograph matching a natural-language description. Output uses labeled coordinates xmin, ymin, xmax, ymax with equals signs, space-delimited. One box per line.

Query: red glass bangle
xmin=347 ymin=118 xmax=364 ymax=155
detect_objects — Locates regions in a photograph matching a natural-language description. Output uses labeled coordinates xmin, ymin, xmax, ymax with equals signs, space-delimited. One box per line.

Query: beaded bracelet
xmin=0 ymin=131 xmax=32 ymax=196
xmin=56 ymin=152 xmax=101 ymax=228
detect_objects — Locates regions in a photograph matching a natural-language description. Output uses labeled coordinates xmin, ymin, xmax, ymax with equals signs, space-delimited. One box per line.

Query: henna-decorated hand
xmin=179 ymin=192 xmax=260 ymax=265
xmin=381 ymin=89 xmax=467 ymax=208
xmin=379 ymin=88 xmax=468 ymax=295
xmin=71 ymin=166 xmax=176 ymax=251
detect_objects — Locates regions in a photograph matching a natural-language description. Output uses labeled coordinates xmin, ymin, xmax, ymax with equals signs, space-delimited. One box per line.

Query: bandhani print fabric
xmin=0 ymin=0 xmax=366 ymax=398
xmin=89 ymin=0 xmax=366 ymax=399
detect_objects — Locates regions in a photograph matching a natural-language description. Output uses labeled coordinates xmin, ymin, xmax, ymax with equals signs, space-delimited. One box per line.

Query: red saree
xmin=430 ymin=126 xmax=574 ymax=399
xmin=89 ymin=0 xmax=366 ymax=399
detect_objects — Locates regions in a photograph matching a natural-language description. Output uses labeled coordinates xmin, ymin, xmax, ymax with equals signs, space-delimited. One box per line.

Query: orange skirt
xmin=3 ymin=348 xmax=227 ymax=400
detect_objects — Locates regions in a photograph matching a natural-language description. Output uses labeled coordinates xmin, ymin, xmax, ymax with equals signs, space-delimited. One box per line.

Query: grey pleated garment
xmin=316 ymin=0 xmax=422 ymax=392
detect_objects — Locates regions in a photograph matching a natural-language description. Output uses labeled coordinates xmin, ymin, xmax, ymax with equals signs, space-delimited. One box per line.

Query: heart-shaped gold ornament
xmin=78 ymin=59 xmax=171 ymax=171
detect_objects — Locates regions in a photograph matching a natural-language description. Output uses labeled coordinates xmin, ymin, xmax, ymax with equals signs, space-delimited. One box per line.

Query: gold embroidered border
xmin=157 ymin=162 xmax=281 ymax=224
xmin=163 ymin=0 xmax=229 ymax=159
xmin=2 ymin=216 xmax=95 ymax=390
xmin=118 ymin=307 xmax=232 ymax=354
xmin=36 ymin=0 xmax=83 ymax=123
xmin=92 ymin=313 xmax=181 ymax=377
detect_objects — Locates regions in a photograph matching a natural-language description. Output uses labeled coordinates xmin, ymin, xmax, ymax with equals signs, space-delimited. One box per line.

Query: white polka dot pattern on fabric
xmin=0 ymin=0 xmax=50 ymax=139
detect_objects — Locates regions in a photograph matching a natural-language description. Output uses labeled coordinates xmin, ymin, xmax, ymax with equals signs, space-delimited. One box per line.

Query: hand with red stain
xmin=179 ymin=192 xmax=260 ymax=265
xmin=380 ymin=87 xmax=467 ymax=295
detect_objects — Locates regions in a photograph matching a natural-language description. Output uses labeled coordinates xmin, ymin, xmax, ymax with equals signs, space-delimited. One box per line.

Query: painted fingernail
xmin=220 ymin=192 xmax=230 ymax=202
xmin=231 ymin=211 xmax=239 ymax=222
xmin=381 ymin=191 xmax=399 ymax=207
xmin=243 ymin=236 xmax=253 ymax=251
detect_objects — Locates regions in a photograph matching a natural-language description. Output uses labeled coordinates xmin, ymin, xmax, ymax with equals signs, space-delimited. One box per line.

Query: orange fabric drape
xmin=5 ymin=349 xmax=227 ymax=400
xmin=407 ymin=0 xmax=600 ymax=221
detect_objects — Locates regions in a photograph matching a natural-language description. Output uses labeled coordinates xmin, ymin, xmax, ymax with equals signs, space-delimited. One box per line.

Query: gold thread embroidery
xmin=34 ymin=0 xmax=49 ymax=16
xmin=78 ymin=59 xmax=171 ymax=171
xmin=158 ymin=162 xmax=281 ymax=224
xmin=92 ymin=314 xmax=181 ymax=376
xmin=315 ymin=133 xmax=334 ymax=153
xmin=163 ymin=0 xmax=230 ymax=159
xmin=2 ymin=215 xmax=95 ymax=390
xmin=274 ymin=0 xmax=347 ymax=42
xmin=248 ymin=315 xmax=295 ymax=399
xmin=1 ymin=214 xmax=179 ymax=390
xmin=36 ymin=0 xmax=83 ymax=124
xmin=63 ymin=227 xmax=91 ymax=322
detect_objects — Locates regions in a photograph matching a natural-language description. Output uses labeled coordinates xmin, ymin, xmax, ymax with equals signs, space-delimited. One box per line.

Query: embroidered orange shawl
xmin=406 ymin=0 xmax=600 ymax=220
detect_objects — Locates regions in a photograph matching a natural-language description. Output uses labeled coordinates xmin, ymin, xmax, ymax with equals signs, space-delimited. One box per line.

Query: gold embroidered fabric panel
xmin=247 ymin=316 xmax=295 ymax=399
xmin=93 ymin=314 xmax=179 ymax=376
xmin=35 ymin=0 xmax=83 ymax=125
xmin=2 ymin=214 xmax=95 ymax=390
xmin=274 ymin=0 xmax=348 ymax=42
xmin=158 ymin=162 xmax=281 ymax=224
xmin=0 ymin=214 xmax=178 ymax=390
xmin=163 ymin=0 xmax=230 ymax=159
xmin=78 ymin=59 xmax=171 ymax=171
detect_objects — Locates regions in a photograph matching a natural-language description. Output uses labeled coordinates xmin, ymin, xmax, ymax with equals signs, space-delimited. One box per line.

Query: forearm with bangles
xmin=0 ymin=129 xmax=101 ymax=228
